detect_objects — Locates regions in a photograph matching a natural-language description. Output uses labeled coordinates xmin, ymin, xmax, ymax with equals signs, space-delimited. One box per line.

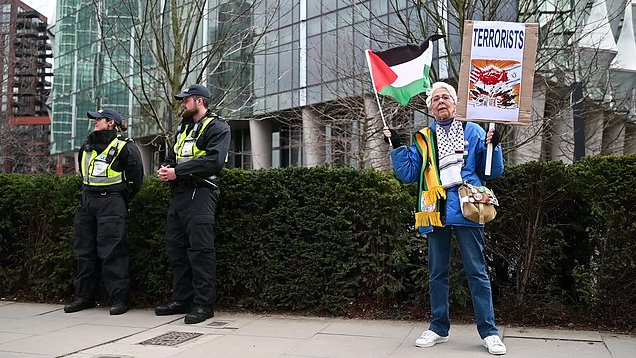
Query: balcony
xmin=14 ymin=90 xmax=36 ymax=97
xmin=18 ymin=10 xmax=40 ymax=19
xmin=36 ymin=80 xmax=51 ymax=87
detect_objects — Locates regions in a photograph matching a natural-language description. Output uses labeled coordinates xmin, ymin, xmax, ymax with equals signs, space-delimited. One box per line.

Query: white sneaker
xmin=483 ymin=335 xmax=507 ymax=355
xmin=415 ymin=330 xmax=449 ymax=348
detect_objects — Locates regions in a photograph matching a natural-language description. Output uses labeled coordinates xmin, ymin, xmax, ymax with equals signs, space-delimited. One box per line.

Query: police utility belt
xmin=82 ymin=189 xmax=124 ymax=197
xmin=175 ymin=174 xmax=219 ymax=190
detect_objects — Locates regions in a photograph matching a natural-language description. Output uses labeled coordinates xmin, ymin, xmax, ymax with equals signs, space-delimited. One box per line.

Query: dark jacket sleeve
xmin=118 ymin=141 xmax=144 ymax=201
xmin=174 ymin=119 xmax=231 ymax=178
xmin=76 ymin=142 xmax=87 ymax=176
xmin=77 ymin=149 xmax=83 ymax=178
xmin=164 ymin=138 xmax=177 ymax=167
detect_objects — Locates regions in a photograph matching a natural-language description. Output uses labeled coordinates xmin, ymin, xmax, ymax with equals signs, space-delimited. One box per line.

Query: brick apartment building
xmin=0 ymin=0 xmax=52 ymax=173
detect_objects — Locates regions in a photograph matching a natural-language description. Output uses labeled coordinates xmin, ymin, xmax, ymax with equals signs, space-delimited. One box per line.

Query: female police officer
xmin=64 ymin=108 xmax=144 ymax=315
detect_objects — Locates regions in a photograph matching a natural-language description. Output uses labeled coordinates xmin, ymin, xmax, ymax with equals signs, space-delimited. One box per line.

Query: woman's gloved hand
xmin=486 ymin=127 xmax=500 ymax=147
xmin=382 ymin=127 xmax=402 ymax=149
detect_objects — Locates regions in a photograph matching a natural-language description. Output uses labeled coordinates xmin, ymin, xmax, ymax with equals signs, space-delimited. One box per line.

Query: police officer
xmin=64 ymin=108 xmax=144 ymax=315
xmin=155 ymin=84 xmax=230 ymax=324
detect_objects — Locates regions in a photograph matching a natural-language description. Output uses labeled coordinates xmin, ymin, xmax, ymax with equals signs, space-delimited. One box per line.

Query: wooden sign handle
xmin=485 ymin=123 xmax=495 ymax=176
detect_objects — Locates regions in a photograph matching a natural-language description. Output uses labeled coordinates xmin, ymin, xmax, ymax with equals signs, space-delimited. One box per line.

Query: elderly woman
xmin=383 ymin=82 xmax=506 ymax=355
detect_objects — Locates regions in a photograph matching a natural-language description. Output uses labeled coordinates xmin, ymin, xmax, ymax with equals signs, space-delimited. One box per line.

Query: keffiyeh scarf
xmin=435 ymin=119 xmax=465 ymax=188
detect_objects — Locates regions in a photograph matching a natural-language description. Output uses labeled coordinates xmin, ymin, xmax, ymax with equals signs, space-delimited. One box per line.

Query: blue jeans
xmin=427 ymin=225 xmax=499 ymax=339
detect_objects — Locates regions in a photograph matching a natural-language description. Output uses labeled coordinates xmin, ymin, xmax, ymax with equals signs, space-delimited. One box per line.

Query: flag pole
xmin=364 ymin=50 xmax=392 ymax=147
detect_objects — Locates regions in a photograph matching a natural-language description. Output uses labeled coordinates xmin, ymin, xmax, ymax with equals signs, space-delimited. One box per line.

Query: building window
xmin=272 ymin=126 xmax=302 ymax=168
xmin=229 ymin=127 xmax=252 ymax=170
xmin=325 ymin=121 xmax=353 ymax=167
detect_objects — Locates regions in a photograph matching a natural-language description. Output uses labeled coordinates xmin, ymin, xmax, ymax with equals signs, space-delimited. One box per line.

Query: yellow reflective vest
xmin=173 ymin=115 xmax=216 ymax=164
xmin=81 ymin=136 xmax=127 ymax=186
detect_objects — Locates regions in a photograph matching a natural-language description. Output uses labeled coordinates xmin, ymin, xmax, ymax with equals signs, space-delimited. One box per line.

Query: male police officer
xmin=155 ymin=84 xmax=230 ymax=324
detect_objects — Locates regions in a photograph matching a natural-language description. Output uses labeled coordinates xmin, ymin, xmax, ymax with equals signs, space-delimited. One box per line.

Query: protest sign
xmin=456 ymin=21 xmax=538 ymax=125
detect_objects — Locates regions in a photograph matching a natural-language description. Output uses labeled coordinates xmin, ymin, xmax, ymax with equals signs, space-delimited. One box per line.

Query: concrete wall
xmin=363 ymin=95 xmax=391 ymax=171
xmin=302 ymin=107 xmax=325 ymax=166
xmin=249 ymin=119 xmax=273 ymax=169
xmin=510 ymin=79 xmax=546 ymax=164
xmin=625 ymin=122 xmax=636 ymax=154
xmin=585 ymin=109 xmax=605 ymax=156
xmin=602 ymin=114 xmax=626 ymax=155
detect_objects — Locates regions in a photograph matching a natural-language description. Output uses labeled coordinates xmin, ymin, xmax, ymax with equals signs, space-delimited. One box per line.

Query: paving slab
xmin=111 ymin=322 xmax=219 ymax=344
xmin=505 ymin=326 xmax=602 ymax=341
xmin=390 ymin=323 xmax=490 ymax=358
xmin=201 ymin=311 xmax=269 ymax=331
xmin=0 ymin=304 xmax=634 ymax=358
xmin=0 ymin=303 xmax=61 ymax=319
xmin=72 ymin=342 xmax=178 ymax=358
xmin=170 ymin=334 xmax=304 ymax=358
xmin=0 ymin=332 xmax=30 ymax=345
xmin=0 ymin=323 xmax=142 ymax=356
xmin=234 ymin=316 xmax=332 ymax=339
xmin=77 ymin=332 xmax=224 ymax=358
xmin=48 ymin=307 xmax=179 ymax=328
xmin=503 ymin=337 xmax=611 ymax=358
xmin=320 ymin=318 xmax=417 ymax=339
xmin=285 ymin=333 xmax=402 ymax=358
xmin=0 ymin=315 xmax=82 ymax=335
xmin=601 ymin=333 xmax=636 ymax=358
xmin=0 ymin=351 xmax=49 ymax=358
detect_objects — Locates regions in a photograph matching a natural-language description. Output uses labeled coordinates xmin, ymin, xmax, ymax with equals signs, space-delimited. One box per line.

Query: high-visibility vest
xmin=81 ymin=136 xmax=127 ymax=186
xmin=174 ymin=115 xmax=216 ymax=164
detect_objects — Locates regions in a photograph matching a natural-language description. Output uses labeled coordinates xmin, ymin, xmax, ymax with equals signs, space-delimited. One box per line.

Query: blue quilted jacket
xmin=390 ymin=120 xmax=504 ymax=234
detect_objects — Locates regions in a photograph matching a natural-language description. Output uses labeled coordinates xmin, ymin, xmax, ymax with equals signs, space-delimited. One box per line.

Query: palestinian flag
xmin=366 ymin=35 xmax=444 ymax=105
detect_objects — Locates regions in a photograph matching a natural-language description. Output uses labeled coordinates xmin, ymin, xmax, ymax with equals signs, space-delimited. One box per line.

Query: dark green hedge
xmin=0 ymin=158 xmax=634 ymax=329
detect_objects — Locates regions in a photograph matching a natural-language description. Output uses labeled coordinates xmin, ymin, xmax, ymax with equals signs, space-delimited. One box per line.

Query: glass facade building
xmin=51 ymin=0 xmax=137 ymax=156
xmin=51 ymin=0 xmax=254 ymax=171
xmin=50 ymin=0 xmax=636 ymax=171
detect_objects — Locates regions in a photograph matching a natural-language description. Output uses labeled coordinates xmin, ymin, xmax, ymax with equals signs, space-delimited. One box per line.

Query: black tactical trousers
xmin=165 ymin=186 xmax=219 ymax=307
xmin=72 ymin=191 xmax=129 ymax=301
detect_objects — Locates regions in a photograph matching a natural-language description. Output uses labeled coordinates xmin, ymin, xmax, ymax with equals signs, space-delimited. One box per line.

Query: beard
xmin=182 ymin=108 xmax=197 ymax=119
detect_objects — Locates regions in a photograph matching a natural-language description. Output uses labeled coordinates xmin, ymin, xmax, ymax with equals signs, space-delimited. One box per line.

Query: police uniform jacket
xmin=78 ymin=129 xmax=144 ymax=202
xmin=164 ymin=112 xmax=231 ymax=188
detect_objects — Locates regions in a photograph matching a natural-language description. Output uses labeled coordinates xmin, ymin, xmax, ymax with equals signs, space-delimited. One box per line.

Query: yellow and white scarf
xmin=413 ymin=128 xmax=446 ymax=228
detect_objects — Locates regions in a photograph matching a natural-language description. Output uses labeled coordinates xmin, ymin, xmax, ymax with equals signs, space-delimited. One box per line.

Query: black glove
xmin=487 ymin=129 xmax=501 ymax=147
xmin=122 ymin=191 xmax=131 ymax=211
xmin=383 ymin=128 xmax=402 ymax=149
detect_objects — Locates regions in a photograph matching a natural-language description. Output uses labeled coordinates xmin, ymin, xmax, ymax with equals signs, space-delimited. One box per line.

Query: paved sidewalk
xmin=0 ymin=301 xmax=634 ymax=358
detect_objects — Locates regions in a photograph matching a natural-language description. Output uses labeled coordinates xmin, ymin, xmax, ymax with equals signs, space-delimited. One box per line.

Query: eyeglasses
xmin=431 ymin=94 xmax=453 ymax=103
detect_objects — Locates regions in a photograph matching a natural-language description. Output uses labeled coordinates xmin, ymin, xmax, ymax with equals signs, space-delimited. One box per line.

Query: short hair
xmin=196 ymin=96 xmax=210 ymax=109
xmin=426 ymin=82 xmax=458 ymax=109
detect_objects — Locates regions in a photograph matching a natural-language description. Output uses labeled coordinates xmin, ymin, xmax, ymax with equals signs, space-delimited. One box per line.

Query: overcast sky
xmin=22 ymin=0 xmax=56 ymax=23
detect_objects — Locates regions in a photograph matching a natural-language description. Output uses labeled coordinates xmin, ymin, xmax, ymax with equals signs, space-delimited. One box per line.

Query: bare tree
xmin=0 ymin=28 xmax=11 ymax=172
xmin=302 ymin=0 xmax=631 ymax=165
xmin=91 ymin=0 xmax=273 ymax=149
xmin=253 ymin=1 xmax=633 ymax=304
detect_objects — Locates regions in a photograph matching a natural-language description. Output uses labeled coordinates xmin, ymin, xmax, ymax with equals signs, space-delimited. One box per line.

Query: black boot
xmin=110 ymin=300 xmax=128 ymax=315
xmin=64 ymin=297 xmax=96 ymax=313
xmin=184 ymin=305 xmax=214 ymax=324
xmin=155 ymin=301 xmax=191 ymax=316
